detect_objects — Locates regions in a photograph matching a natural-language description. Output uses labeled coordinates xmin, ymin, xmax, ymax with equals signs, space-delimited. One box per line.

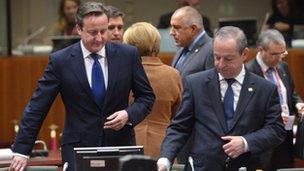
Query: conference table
xmin=0 ymin=150 xmax=62 ymax=168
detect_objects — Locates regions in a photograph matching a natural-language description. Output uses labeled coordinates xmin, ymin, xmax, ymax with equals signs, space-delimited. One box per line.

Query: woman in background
xmin=266 ymin=0 xmax=296 ymax=47
xmin=124 ymin=22 xmax=183 ymax=158
xmin=52 ymin=0 xmax=80 ymax=36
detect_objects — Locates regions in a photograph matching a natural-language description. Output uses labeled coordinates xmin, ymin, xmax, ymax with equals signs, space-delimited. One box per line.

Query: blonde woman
xmin=124 ymin=22 xmax=183 ymax=158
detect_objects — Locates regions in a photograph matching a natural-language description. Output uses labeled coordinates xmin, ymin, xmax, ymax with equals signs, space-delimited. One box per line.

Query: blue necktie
xmin=175 ymin=48 xmax=189 ymax=70
xmin=91 ymin=53 xmax=106 ymax=106
xmin=266 ymin=67 xmax=283 ymax=104
xmin=224 ymin=78 xmax=235 ymax=130
xmin=266 ymin=67 xmax=277 ymax=85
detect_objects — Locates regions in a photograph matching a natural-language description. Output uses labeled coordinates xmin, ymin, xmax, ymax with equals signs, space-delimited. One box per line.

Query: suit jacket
xmin=160 ymin=68 xmax=286 ymax=171
xmin=246 ymin=58 xmax=303 ymax=170
xmin=246 ymin=59 xmax=303 ymax=115
xmin=12 ymin=42 xmax=155 ymax=155
xmin=134 ymin=57 xmax=182 ymax=158
xmin=171 ymin=33 xmax=213 ymax=79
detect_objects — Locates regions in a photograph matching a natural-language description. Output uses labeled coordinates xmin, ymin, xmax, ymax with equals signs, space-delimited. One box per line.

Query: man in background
xmin=157 ymin=26 xmax=286 ymax=171
xmin=9 ymin=2 xmax=154 ymax=171
xmin=106 ymin=5 xmax=125 ymax=43
xmin=169 ymin=5 xmax=214 ymax=164
xmin=170 ymin=6 xmax=213 ymax=79
xmin=158 ymin=0 xmax=212 ymax=36
xmin=246 ymin=29 xmax=304 ymax=170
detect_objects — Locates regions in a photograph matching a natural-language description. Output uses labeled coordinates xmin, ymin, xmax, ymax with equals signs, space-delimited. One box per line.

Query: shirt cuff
xmin=157 ymin=157 xmax=171 ymax=171
xmin=13 ymin=152 xmax=30 ymax=159
xmin=241 ymin=136 xmax=249 ymax=152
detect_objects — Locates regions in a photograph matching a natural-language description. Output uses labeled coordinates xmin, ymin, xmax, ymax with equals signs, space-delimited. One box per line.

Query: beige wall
xmin=9 ymin=0 xmax=271 ymax=49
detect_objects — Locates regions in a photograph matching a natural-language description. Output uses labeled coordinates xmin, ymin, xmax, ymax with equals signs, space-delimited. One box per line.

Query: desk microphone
xmin=188 ymin=156 xmax=195 ymax=171
xmin=63 ymin=162 xmax=68 ymax=171
xmin=22 ymin=26 xmax=46 ymax=45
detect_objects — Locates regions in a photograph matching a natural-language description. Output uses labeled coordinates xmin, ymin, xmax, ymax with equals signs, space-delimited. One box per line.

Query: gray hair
xmin=214 ymin=26 xmax=248 ymax=54
xmin=76 ymin=1 xmax=109 ymax=27
xmin=257 ymin=29 xmax=285 ymax=49
xmin=106 ymin=5 xmax=125 ymax=19
xmin=174 ymin=6 xmax=204 ymax=30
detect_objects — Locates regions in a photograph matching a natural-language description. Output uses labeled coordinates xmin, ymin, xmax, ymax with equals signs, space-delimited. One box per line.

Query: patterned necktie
xmin=175 ymin=48 xmax=189 ymax=70
xmin=224 ymin=78 xmax=235 ymax=130
xmin=91 ymin=53 xmax=106 ymax=106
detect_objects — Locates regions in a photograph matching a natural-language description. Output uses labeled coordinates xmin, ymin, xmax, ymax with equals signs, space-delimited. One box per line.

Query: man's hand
xmin=104 ymin=110 xmax=129 ymax=131
xmin=157 ymin=163 xmax=168 ymax=171
xmin=281 ymin=114 xmax=289 ymax=126
xmin=297 ymin=103 xmax=304 ymax=117
xmin=9 ymin=155 xmax=28 ymax=171
xmin=221 ymin=136 xmax=245 ymax=159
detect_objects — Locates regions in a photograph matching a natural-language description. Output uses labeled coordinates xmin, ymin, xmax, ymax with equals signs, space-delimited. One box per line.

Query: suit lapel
xmin=179 ymin=33 xmax=209 ymax=72
xmin=276 ymin=64 xmax=288 ymax=87
xmin=103 ymin=43 xmax=119 ymax=110
xmin=172 ymin=49 xmax=183 ymax=67
xmin=70 ymin=43 xmax=97 ymax=103
xmin=231 ymin=71 xmax=256 ymax=130
xmin=206 ymin=70 xmax=228 ymax=133
xmin=252 ymin=59 xmax=264 ymax=77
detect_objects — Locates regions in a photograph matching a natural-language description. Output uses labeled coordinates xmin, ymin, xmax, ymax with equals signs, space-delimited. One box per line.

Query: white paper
xmin=0 ymin=148 xmax=13 ymax=160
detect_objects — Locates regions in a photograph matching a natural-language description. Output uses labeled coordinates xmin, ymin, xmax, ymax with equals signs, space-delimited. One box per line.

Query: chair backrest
xmin=119 ymin=155 xmax=157 ymax=171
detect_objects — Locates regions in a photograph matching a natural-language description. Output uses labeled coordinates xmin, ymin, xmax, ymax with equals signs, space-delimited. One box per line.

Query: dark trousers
xmin=177 ymin=132 xmax=194 ymax=164
xmin=260 ymin=130 xmax=294 ymax=171
xmin=61 ymin=143 xmax=79 ymax=171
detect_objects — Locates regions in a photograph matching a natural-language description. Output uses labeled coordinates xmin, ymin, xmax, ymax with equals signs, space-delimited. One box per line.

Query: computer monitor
xmin=51 ymin=35 xmax=80 ymax=52
xmin=219 ymin=17 xmax=257 ymax=46
xmin=74 ymin=146 xmax=144 ymax=171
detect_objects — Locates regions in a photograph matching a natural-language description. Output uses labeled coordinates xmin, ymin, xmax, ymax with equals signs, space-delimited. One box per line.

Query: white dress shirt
xmin=80 ymin=41 xmax=108 ymax=89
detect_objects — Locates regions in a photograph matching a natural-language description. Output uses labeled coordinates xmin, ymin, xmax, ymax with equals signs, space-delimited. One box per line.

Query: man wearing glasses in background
xmin=247 ymin=29 xmax=304 ymax=171
xmin=9 ymin=2 xmax=154 ymax=171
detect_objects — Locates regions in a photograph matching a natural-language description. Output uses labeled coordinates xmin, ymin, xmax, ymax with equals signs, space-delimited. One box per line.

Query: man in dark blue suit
xmin=157 ymin=26 xmax=286 ymax=171
xmin=10 ymin=2 xmax=155 ymax=171
xmin=246 ymin=29 xmax=304 ymax=171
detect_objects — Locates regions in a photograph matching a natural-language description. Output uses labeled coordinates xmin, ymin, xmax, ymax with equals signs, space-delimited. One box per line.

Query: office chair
xmin=119 ymin=155 xmax=157 ymax=171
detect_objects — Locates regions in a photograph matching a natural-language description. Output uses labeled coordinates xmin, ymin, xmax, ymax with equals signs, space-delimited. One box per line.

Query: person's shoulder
xmin=248 ymin=71 xmax=275 ymax=88
xmin=186 ymin=68 xmax=216 ymax=81
xmin=106 ymin=42 xmax=136 ymax=52
xmin=160 ymin=64 xmax=180 ymax=76
xmin=197 ymin=33 xmax=213 ymax=47
xmin=245 ymin=58 xmax=257 ymax=70
xmin=51 ymin=42 xmax=79 ymax=56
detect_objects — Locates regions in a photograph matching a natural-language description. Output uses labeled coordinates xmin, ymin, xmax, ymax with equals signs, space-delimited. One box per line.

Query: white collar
xmin=80 ymin=40 xmax=106 ymax=59
xmin=218 ymin=65 xmax=245 ymax=85
xmin=256 ymin=52 xmax=271 ymax=71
